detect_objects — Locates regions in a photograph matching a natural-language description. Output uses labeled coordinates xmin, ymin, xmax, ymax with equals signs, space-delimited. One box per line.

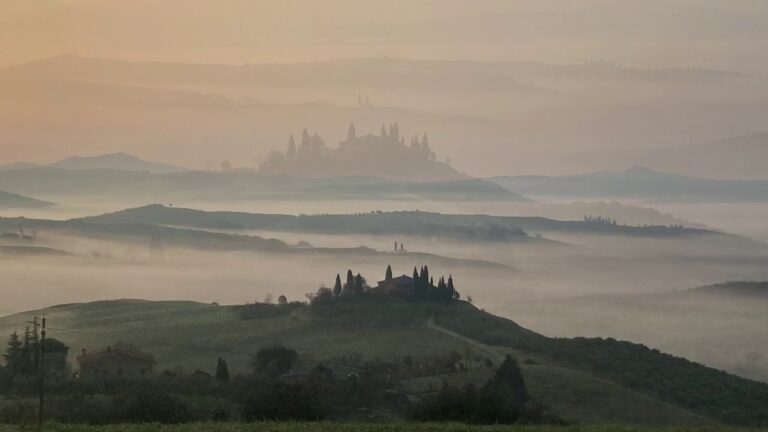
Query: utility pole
xmin=38 ymin=315 xmax=46 ymax=425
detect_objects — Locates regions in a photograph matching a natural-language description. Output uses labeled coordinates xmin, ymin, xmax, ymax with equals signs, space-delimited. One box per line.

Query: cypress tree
xmin=333 ymin=274 xmax=343 ymax=297
xmin=345 ymin=270 xmax=355 ymax=294
xmin=385 ymin=265 xmax=393 ymax=281
xmin=286 ymin=135 xmax=297 ymax=160
xmin=215 ymin=357 xmax=230 ymax=382
xmin=487 ymin=355 xmax=528 ymax=405
xmin=301 ymin=129 xmax=311 ymax=151
xmin=412 ymin=267 xmax=420 ymax=295
xmin=4 ymin=332 xmax=22 ymax=375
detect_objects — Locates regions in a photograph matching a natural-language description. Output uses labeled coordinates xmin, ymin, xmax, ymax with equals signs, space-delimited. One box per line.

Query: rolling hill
xmin=502 ymin=281 xmax=768 ymax=384
xmin=0 ymin=153 xmax=184 ymax=174
xmin=690 ymin=281 xmax=768 ymax=298
xmin=79 ymin=204 xmax=720 ymax=240
xmin=0 ymin=168 xmax=526 ymax=202
xmin=0 ymin=214 xmax=509 ymax=272
xmin=2 ymin=296 xmax=767 ymax=426
xmin=490 ymin=166 xmax=768 ymax=202
xmin=639 ymin=132 xmax=768 ymax=181
xmin=0 ymin=190 xmax=53 ymax=209
xmin=49 ymin=152 xmax=185 ymax=174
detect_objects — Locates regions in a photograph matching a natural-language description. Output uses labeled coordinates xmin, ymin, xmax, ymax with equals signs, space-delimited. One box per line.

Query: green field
xmin=2 ymin=297 xmax=767 ymax=427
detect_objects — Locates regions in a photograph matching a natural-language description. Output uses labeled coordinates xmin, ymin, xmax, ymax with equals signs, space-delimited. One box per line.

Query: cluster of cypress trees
xmin=4 ymin=327 xmax=40 ymax=376
xmin=3 ymin=327 xmax=68 ymax=378
xmin=324 ymin=265 xmax=459 ymax=303
xmin=411 ymin=265 xmax=459 ymax=302
xmin=332 ymin=270 xmax=368 ymax=297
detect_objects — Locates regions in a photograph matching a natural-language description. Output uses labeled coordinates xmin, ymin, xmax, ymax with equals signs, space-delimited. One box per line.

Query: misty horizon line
xmin=4 ymin=149 xmax=768 ymax=184
xmin=4 ymin=52 xmax=744 ymax=76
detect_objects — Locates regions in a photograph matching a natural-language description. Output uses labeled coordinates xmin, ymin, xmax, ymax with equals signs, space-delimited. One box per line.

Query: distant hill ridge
xmin=490 ymin=166 xmax=768 ymax=202
xmin=690 ymin=281 xmax=768 ymax=297
xmin=0 ymin=152 xmax=185 ymax=174
xmin=2 ymin=55 xmax=735 ymax=90
xmin=0 ymin=168 xmax=524 ymax=202
xmin=79 ymin=204 xmax=719 ymax=240
xmin=50 ymin=152 xmax=185 ymax=173
xmin=0 ymin=190 xmax=53 ymax=209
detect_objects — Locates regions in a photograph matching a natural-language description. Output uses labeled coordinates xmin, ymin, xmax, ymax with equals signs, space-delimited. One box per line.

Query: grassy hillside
xmin=502 ymin=282 xmax=768 ymax=384
xmin=433 ymin=304 xmax=768 ymax=426
xmin=5 ymin=297 xmax=767 ymax=426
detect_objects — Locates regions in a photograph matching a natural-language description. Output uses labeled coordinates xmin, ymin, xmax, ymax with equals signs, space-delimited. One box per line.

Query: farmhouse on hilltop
xmin=374 ymin=274 xmax=414 ymax=297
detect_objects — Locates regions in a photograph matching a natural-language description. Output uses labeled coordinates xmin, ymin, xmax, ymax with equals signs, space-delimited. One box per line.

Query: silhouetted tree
xmin=252 ymin=345 xmax=298 ymax=377
xmin=277 ymin=295 xmax=288 ymax=306
xmin=40 ymin=338 xmax=69 ymax=375
xmin=333 ymin=274 xmax=343 ymax=297
xmin=317 ymin=287 xmax=335 ymax=304
xmin=347 ymin=123 xmax=357 ymax=141
xmin=412 ymin=267 xmax=420 ymax=296
xmin=486 ymin=355 xmax=528 ymax=407
xmin=286 ymin=135 xmax=297 ymax=160
xmin=354 ymin=273 xmax=367 ymax=293
xmin=448 ymin=275 xmax=459 ymax=299
xmin=311 ymin=133 xmax=326 ymax=154
xmin=4 ymin=331 xmax=22 ymax=375
xmin=215 ymin=357 xmax=230 ymax=382
xmin=385 ymin=265 xmax=393 ymax=282
xmin=344 ymin=270 xmax=355 ymax=295
xmin=299 ymin=129 xmax=311 ymax=156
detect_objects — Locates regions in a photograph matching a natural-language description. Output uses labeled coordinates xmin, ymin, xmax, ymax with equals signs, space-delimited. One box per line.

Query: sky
xmin=1 ymin=0 xmax=768 ymax=177
xmin=2 ymin=0 xmax=768 ymax=73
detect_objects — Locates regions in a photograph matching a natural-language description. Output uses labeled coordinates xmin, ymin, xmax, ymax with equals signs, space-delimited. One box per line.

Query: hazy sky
xmin=3 ymin=0 xmax=768 ymax=73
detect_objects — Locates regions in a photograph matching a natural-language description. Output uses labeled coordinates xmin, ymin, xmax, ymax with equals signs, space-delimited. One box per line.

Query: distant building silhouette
xmin=374 ymin=274 xmax=414 ymax=297
xmin=77 ymin=345 xmax=156 ymax=380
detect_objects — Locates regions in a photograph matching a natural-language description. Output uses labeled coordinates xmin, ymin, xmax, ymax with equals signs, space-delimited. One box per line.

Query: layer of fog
xmin=0 ymin=196 xmax=706 ymax=227
xmin=504 ymin=292 xmax=768 ymax=383
xmin=2 ymin=196 xmax=767 ymax=382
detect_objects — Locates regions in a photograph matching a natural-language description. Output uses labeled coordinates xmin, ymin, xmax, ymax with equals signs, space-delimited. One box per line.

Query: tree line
xmin=310 ymin=265 xmax=460 ymax=305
